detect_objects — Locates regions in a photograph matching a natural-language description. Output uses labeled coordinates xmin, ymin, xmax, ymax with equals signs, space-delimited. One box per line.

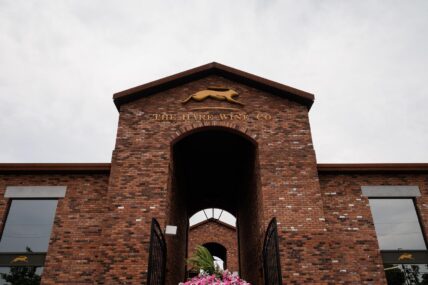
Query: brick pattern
xmin=0 ymin=174 xmax=109 ymax=285
xmin=165 ymin=165 xmax=187 ymax=285
xmin=319 ymin=173 xmax=428 ymax=285
xmin=99 ymin=75 xmax=329 ymax=284
xmin=0 ymin=74 xmax=427 ymax=285
xmin=188 ymin=220 xmax=238 ymax=272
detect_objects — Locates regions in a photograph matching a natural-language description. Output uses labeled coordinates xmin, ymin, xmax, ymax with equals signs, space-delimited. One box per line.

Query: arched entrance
xmin=203 ymin=242 xmax=227 ymax=269
xmin=188 ymin=208 xmax=238 ymax=272
xmin=165 ymin=127 xmax=263 ymax=284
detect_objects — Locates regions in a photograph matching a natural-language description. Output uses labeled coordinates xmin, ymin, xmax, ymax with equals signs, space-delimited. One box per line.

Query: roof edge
xmin=189 ymin=218 xmax=236 ymax=231
xmin=2 ymin=162 xmax=427 ymax=174
xmin=113 ymin=62 xmax=315 ymax=110
xmin=317 ymin=163 xmax=428 ymax=173
xmin=0 ymin=163 xmax=111 ymax=174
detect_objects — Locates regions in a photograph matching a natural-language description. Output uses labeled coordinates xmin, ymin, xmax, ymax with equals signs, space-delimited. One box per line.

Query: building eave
xmin=317 ymin=163 xmax=428 ymax=174
xmin=113 ymin=62 xmax=314 ymax=110
xmin=0 ymin=163 xmax=111 ymax=174
xmin=2 ymin=163 xmax=428 ymax=174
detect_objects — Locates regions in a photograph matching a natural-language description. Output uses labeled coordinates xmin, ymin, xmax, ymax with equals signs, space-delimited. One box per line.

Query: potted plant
xmin=180 ymin=245 xmax=251 ymax=285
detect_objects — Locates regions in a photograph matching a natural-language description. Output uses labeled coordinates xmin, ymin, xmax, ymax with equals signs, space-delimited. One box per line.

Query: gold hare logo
xmin=398 ymin=253 xmax=414 ymax=261
xmin=181 ymin=87 xmax=244 ymax=106
xmin=11 ymin=256 xmax=28 ymax=263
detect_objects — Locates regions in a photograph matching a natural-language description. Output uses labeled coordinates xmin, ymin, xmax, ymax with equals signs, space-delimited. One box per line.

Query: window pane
xmin=0 ymin=267 xmax=43 ymax=285
xmin=384 ymin=264 xmax=428 ymax=285
xmin=189 ymin=208 xmax=236 ymax=227
xmin=369 ymin=199 xmax=426 ymax=250
xmin=0 ymin=200 xmax=58 ymax=252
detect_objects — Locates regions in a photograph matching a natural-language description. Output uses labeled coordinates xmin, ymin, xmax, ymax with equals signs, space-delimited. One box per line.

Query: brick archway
xmin=170 ymin=124 xmax=258 ymax=150
xmin=165 ymin=127 xmax=264 ymax=285
xmin=203 ymin=242 xmax=227 ymax=269
xmin=188 ymin=218 xmax=238 ymax=272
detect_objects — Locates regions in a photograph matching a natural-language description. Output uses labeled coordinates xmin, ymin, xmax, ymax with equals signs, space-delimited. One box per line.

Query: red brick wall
xmin=188 ymin=220 xmax=238 ymax=272
xmin=0 ymin=173 xmax=109 ymax=285
xmin=1 ymin=73 xmax=427 ymax=285
xmin=318 ymin=172 xmax=428 ymax=285
xmin=165 ymin=165 xmax=188 ymax=284
xmin=100 ymin=74 xmax=329 ymax=284
xmin=238 ymin=153 xmax=264 ymax=283
xmin=1 ymin=171 xmax=427 ymax=284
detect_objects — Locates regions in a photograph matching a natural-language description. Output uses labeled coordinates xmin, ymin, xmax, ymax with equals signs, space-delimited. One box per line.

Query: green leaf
xmin=186 ymin=245 xmax=216 ymax=274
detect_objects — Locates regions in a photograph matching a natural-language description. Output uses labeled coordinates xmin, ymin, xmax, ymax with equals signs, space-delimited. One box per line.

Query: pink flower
xmin=180 ymin=271 xmax=251 ymax=285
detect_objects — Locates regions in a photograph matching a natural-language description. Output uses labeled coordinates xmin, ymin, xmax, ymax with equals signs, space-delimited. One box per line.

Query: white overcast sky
xmin=0 ymin=0 xmax=427 ymax=163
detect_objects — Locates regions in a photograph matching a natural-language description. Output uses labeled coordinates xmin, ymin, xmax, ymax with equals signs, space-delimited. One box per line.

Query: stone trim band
xmin=5 ymin=186 xmax=67 ymax=198
xmin=361 ymin=186 xmax=420 ymax=197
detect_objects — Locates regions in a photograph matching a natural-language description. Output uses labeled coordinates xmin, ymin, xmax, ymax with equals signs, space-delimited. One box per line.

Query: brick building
xmin=188 ymin=215 xmax=238 ymax=273
xmin=0 ymin=62 xmax=427 ymax=285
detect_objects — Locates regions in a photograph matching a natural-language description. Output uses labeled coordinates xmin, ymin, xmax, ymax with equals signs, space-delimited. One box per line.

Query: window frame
xmin=368 ymin=196 xmax=428 ymax=264
xmin=0 ymin=198 xmax=59 ymax=267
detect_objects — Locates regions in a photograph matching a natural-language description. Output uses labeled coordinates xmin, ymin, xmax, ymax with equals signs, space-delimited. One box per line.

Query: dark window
xmin=0 ymin=200 xmax=58 ymax=252
xmin=369 ymin=199 xmax=426 ymax=250
xmin=369 ymin=199 xmax=428 ymax=285
xmin=384 ymin=264 xmax=428 ymax=285
xmin=0 ymin=199 xmax=58 ymax=285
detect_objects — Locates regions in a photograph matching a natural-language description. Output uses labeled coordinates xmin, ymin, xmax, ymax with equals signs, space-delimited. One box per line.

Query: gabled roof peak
xmin=189 ymin=218 xmax=236 ymax=231
xmin=113 ymin=62 xmax=314 ymax=110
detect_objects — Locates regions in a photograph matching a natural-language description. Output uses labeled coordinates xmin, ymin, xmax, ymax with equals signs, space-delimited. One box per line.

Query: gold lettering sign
xmin=398 ymin=253 xmax=414 ymax=261
xmin=182 ymin=87 xmax=244 ymax=106
xmin=11 ymin=256 xmax=28 ymax=263
xmin=150 ymin=112 xmax=272 ymax=121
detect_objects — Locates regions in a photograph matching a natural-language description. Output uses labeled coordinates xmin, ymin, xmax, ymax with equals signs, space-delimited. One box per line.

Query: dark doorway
xmin=166 ymin=127 xmax=263 ymax=284
xmin=203 ymin=242 xmax=227 ymax=269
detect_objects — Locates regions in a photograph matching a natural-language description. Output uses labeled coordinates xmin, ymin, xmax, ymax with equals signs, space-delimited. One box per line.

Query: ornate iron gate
xmin=147 ymin=218 xmax=166 ymax=285
xmin=262 ymin=217 xmax=283 ymax=285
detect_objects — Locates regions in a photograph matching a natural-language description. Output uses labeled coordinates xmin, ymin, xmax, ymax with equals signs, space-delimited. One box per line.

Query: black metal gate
xmin=147 ymin=218 xmax=166 ymax=285
xmin=262 ymin=217 xmax=283 ymax=285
